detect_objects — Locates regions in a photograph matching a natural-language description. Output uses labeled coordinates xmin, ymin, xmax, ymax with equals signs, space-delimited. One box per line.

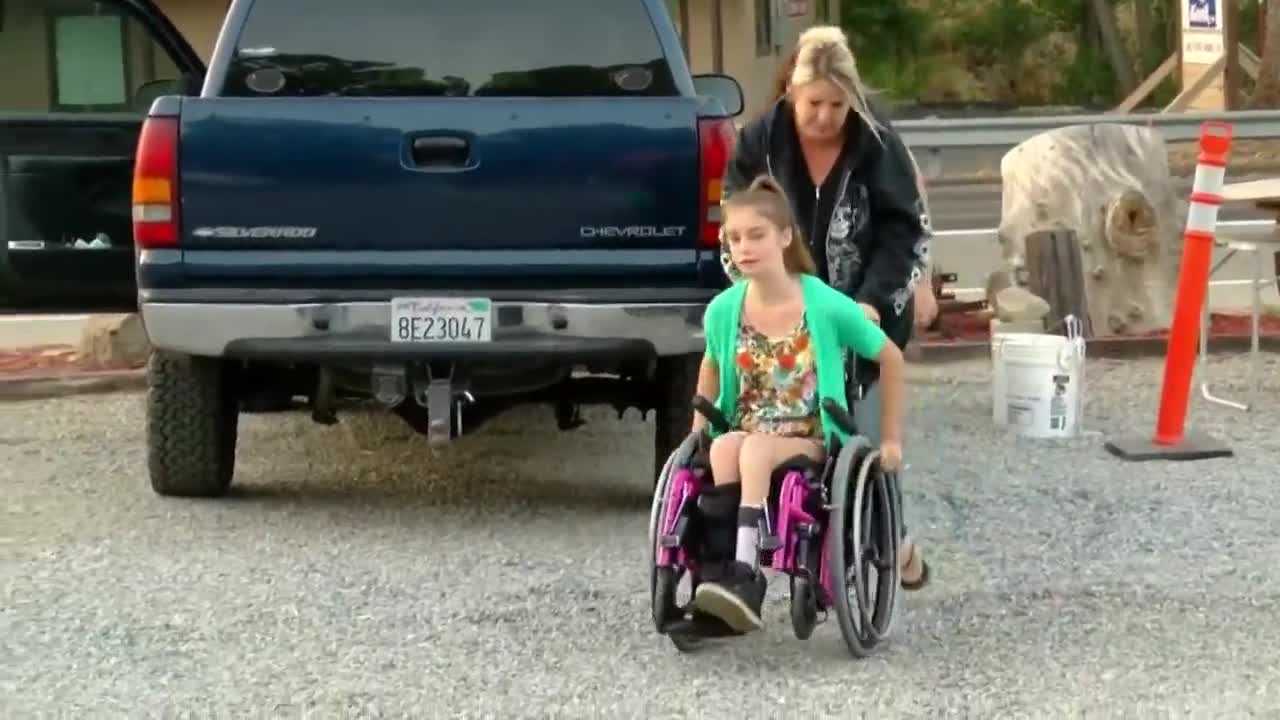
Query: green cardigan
xmin=703 ymin=274 xmax=888 ymax=445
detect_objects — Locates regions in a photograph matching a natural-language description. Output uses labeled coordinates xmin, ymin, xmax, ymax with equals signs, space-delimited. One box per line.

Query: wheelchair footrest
xmin=661 ymin=616 xmax=745 ymax=639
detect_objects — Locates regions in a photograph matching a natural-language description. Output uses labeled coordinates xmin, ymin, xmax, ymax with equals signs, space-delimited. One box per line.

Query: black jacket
xmin=720 ymin=97 xmax=931 ymax=358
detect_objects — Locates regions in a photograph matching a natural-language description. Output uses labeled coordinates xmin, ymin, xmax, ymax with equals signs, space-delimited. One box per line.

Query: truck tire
xmin=653 ymin=354 xmax=699 ymax=485
xmin=146 ymin=350 xmax=239 ymax=497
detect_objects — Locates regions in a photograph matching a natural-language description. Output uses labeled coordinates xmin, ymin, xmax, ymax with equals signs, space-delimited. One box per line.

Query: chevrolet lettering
xmin=579 ymin=225 xmax=688 ymax=239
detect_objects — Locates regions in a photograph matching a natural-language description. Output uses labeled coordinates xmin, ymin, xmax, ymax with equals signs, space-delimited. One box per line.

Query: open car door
xmin=0 ymin=0 xmax=205 ymax=312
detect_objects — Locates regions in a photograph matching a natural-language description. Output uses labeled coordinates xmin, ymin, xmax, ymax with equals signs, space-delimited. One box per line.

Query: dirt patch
xmin=0 ymin=344 xmax=145 ymax=377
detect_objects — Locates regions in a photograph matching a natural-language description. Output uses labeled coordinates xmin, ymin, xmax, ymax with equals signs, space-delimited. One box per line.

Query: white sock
xmin=735 ymin=525 xmax=759 ymax=568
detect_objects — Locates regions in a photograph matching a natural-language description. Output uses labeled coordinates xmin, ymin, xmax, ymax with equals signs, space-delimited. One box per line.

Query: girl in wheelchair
xmin=686 ymin=174 xmax=921 ymax=635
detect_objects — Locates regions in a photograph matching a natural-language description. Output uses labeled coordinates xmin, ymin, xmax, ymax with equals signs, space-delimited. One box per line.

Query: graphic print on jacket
xmin=885 ymin=194 xmax=934 ymax=316
xmin=825 ymin=181 xmax=868 ymax=291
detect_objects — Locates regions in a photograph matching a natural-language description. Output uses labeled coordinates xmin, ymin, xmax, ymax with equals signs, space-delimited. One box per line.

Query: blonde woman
xmin=720 ymin=25 xmax=931 ymax=592
xmin=770 ymin=45 xmax=938 ymax=332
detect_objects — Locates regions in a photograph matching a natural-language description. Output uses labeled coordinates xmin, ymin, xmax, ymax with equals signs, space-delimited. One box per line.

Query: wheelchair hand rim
xmin=828 ymin=441 xmax=900 ymax=657
xmin=851 ymin=450 xmax=900 ymax=642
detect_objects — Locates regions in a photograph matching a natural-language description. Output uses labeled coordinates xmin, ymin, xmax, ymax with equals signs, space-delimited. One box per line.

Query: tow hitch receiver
xmin=411 ymin=364 xmax=474 ymax=447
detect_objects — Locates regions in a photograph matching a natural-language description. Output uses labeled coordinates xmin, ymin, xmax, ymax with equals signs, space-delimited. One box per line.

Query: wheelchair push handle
xmin=821 ymin=398 xmax=859 ymax=436
xmin=692 ymin=395 xmax=731 ymax=434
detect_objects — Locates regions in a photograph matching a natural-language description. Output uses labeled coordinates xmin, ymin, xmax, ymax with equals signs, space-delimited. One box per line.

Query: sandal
xmin=899 ymin=544 xmax=931 ymax=591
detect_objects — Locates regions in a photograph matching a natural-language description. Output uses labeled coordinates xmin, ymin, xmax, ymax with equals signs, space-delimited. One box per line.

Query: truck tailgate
xmin=176 ymin=97 xmax=701 ymax=288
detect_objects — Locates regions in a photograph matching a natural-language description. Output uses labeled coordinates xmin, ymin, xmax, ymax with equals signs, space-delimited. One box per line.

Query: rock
xmin=997 ymin=123 xmax=1185 ymax=336
xmin=993 ymin=286 xmax=1051 ymax=323
xmin=985 ymin=269 xmax=1013 ymax=310
xmin=77 ymin=314 xmax=149 ymax=370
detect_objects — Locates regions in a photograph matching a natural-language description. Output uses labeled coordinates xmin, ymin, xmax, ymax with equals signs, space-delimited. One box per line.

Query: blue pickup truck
xmin=114 ymin=0 xmax=745 ymax=496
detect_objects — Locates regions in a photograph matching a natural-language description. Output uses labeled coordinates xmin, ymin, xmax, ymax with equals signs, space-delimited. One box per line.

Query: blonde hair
xmin=789 ymin=25 xmax=883 ymax=143
xmin=722 ymin=175 xmax=818 ymax=275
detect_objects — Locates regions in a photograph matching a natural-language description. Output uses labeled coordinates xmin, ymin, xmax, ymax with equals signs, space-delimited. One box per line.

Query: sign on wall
xmin=1180 ymin=0 xmax=1229 ymax=110
xmin=1187 ymin=0 xmax=1219 ymax=28
xmin=1182 ymin=0 xmax=1226 ymax=64
xmin=783 ymin=0 xmax=809 ymax=17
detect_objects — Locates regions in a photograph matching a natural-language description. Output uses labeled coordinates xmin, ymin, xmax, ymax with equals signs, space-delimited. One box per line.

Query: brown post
xmin=1174 ymin=3 xmax=1184 ymax=94
xmin=1262 ymin=0 xmax=1269 ymax=56
xmin=679 ymin=0 xmax=691 ymax=61
xmin=1024 ymin=229 xmax=1094 ymax=338
xmin=1224 ymin=0 xmax=1242 ymax=108
xmin=712 ymin=0 xmax=724 ymax=73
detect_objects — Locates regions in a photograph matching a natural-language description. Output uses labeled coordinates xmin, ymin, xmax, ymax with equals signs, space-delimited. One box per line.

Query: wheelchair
xmin=648 ymin=380 xmax=904 ymax=658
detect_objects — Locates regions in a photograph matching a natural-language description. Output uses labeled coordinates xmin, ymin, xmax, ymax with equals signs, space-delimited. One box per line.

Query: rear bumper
xmin=139 ymin=301 xmax=707 ymax=360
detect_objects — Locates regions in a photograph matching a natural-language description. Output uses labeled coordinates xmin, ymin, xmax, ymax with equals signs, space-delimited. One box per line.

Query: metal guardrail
xmin=896 ymin=109 xmax=1280 ymax=179
xmin=896 ymin=109 xmax=1280 ymax=148
xmin=932 ymin=219 xmax=1277 ymax=297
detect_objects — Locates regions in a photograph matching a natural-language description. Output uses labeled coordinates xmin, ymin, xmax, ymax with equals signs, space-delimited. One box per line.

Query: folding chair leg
xmin=1200 ymin=244 xmax=1260 ymax=412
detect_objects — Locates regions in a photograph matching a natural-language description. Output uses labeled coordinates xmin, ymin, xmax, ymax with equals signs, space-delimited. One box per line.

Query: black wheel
xmin=652 ymin=566 xmax=682 ymax=634
xmin=828 ymin=438 xmax=900 ymax=658
xmin=655 ymin=565 xmax=703 ymax=654
xmin=652 ymin=354 xmax=699 ymax=483
xmin=146 ymin=350 xmax=239 ymax=498
xmin=649 ymin=433 xmax=700 ymax=634
xmin=790 ymin=576 xmax=818 ymax=640
xmin=669 ymin=631 xmax=703 ymax=653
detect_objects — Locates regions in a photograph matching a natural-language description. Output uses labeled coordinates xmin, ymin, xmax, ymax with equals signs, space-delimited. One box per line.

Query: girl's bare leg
xmin=736 ymin=431 xmax=825 ymax=568
xmin=708 ymin=431 xmax=747 ymax=488
xmin=693 ymin=432 xmax=824 ymax=633
xmin=737 ymin=433 xmax=825 ymax=506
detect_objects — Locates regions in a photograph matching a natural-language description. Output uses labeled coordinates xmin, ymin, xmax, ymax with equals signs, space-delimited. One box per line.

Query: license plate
xmin=390 ymin=297 xmax=492 ymax=342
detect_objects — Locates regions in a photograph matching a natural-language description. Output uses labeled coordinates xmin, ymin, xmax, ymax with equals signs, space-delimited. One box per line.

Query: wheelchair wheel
xmin=790 ymin=576 xmax=819 ymax=640
xmin=828 ymin=439 xmax=900 ymax=658
xmin=649 ymin=432 xmax=700 ymax=636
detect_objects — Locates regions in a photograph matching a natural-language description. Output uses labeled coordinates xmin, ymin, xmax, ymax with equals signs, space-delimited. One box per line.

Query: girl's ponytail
xmin=747 ymin=174 xmax=787 ymax=196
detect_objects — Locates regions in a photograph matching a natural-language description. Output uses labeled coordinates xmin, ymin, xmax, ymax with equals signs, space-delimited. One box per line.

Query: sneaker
xmin=690 ymin=562 xmax=766 ymax=633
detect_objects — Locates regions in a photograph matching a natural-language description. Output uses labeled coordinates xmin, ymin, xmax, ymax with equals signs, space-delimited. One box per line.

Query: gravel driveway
xmin=3 ymin=354 xmax=1280 ymax=717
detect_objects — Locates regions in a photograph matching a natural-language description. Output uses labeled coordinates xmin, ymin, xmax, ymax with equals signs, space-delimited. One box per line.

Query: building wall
xmin=1 ymin=0 xmax=828 ymax=117
xmin=681 ymin=0 xmax=838 ymax=120
xmin=0 ymin=0 xmax=186 ymax=112
xmin=154 ymin=0 xmax=228 ymax=61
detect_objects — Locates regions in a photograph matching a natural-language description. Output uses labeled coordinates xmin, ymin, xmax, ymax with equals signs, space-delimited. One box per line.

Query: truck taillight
xmin=697 ymin=117 xmax=736 ymax=249
xmin=132 ymin=116 xmax=180 ymax=249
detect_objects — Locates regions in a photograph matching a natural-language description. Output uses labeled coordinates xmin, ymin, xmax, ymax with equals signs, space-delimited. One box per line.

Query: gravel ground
xmin=4 ymin=353 xmax=1280 ymax=718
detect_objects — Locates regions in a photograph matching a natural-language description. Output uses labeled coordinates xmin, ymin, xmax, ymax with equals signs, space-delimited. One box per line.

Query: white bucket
xmin=991 ymin=316 xmax=1087 ymax=439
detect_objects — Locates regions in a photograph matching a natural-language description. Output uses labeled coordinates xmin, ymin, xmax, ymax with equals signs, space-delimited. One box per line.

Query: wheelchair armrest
xmin=821 ymin=397 xmax=859 ymax=437
xmin=692 ymin=395 xmax=731 ymax=434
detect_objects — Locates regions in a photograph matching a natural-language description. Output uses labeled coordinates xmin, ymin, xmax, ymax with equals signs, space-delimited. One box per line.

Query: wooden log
xmin=998 ymin=123 xmax=1185 ymax=336
xmin=1024 ymin=229 xmax=1094 ymax=337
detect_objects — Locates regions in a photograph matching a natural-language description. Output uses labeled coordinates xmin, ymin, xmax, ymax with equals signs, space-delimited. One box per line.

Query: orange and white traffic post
xmin=1106 ymin=121 xmax=1236 ymax=462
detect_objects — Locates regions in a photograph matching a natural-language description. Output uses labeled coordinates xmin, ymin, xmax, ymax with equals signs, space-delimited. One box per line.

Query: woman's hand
xmin=879 ymin=441 xmax=903 ymax=472
xmin=913 ymin=281 xmax=937 ymax=329
xmin=858 ymin=302 xmax=880 ymax=325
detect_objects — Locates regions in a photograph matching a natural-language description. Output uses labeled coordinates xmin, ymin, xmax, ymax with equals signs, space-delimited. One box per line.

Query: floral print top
xmin=734 ymin=316 xmax=821 ymax=439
